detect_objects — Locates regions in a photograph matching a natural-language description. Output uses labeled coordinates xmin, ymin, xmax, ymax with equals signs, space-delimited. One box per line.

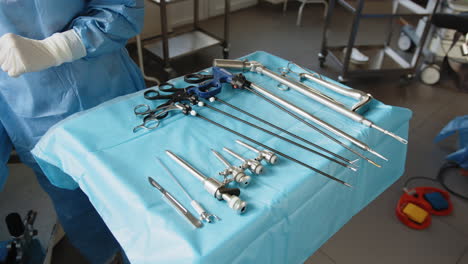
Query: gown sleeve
xmin=69 ymin=0 xmax=144 ymax=58
xmin=0 ymin=121 xmax=12 ymax=191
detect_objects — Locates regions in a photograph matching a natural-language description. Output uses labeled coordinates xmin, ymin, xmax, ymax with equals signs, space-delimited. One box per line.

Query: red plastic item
xmin=396 ymin=187 xmax=453 ymax=230
xmin=461 ymin=168 xmax=468 ymax=177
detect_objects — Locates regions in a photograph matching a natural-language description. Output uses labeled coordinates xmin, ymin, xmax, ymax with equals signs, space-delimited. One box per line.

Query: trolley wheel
xmin=223 ymin=47 xmax=230 ymax=59
xmin=164 ymin=67 xmax=178 ymax=79
xmin=420 ymin=64 xmax=441 ymax=85
xmin=318 ymin=52 xmax=326 ymax=68
xmin=338 ymin=75 xmax=347 ymax=83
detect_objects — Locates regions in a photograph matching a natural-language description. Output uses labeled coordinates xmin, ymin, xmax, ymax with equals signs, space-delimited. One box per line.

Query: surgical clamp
xmin=157 ymin=158 xmax=220 ymax=223
xmin=148 ymin=177 xmax=202 ymax=228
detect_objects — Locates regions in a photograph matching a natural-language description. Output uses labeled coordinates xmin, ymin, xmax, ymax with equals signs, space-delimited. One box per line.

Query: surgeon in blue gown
xmin=0 ymin=0 xmax=146 ymax=263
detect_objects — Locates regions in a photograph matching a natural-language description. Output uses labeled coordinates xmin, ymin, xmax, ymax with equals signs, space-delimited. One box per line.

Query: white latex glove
xmin=0 ymin=30 xmax=86 ymax=78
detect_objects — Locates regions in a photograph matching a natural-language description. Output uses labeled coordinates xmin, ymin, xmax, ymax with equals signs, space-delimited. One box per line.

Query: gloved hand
xmin=0 ymin=30 xmax=86 ymax=78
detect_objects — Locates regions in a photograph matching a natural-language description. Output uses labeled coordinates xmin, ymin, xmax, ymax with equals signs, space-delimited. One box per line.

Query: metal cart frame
xmin=318 ymin=0 xmax=440 ymax=82
xmin=141 ymin=0 xmax=231 ymax=77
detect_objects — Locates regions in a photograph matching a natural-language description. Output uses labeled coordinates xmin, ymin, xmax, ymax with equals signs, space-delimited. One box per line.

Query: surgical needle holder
xmin=213 ymin=59 xmax=408 ymax=145
xmin=148 ymin=177 xmax=202 ymax=228
xmin=166 ymin=150 xmax=248 ymax=214
xmin=211 ymin=149 xmax=251 ymax=186
xmin=156 ymin=158 xmax=220 ymax=223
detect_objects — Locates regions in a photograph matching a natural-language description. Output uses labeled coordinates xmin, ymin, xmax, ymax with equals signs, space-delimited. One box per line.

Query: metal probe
xmin=211 ymin=149 xmax=251 ymax=186
xmin=210 ymin=97 xmax=355 ymax=166
xmin=201 ymin=102 xmax=358 ymax=171
xmin=166 ymin=150 xmax=248 ymax=214
xmin=148 ymin=177 xmax=203 ymax=228
xmin=235 ymin=140 xmax=278 ymax=164
xmin=223 ymin=147 xmax=264 ymax=175
xmin=186 ymin=110 xmax=352 ymax=187
xmin=156 ymin=158 xmax=220 ymax=223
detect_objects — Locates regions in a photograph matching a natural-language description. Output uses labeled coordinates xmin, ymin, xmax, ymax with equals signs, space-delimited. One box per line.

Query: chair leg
xmin=283 ymin=0 xmax=288 ymax=13
xmin=296 ymin=1 xmax=307 ymax=26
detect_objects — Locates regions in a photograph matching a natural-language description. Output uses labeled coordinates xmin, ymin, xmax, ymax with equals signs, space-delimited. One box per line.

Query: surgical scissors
xmin=133 ymin=103 xmax=187 ymax=133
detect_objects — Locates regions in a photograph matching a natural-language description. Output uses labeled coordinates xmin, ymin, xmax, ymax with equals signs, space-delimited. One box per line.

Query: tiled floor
xmin=1 ymin=2 xmax=468 ymax=263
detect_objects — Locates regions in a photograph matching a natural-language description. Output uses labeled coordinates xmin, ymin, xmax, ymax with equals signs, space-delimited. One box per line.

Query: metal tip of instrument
xmin=368 ymin=149 xmax=388 ymax=162
xmin=343 ymin=182 xmax=353 ymax=188
xmin=371 ymin=124 xmax=408 ymax=144
xmin=348 ymin=165 xmax=358 ymax=172
xmin=350 ymin=159 xmax=360 ymax=165
xmin=368 ymin=159 xmax=382 ymax=168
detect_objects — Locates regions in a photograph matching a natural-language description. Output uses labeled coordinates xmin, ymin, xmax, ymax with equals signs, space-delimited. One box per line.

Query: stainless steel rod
xmin=192 ymin=113 xmax=352 ymax=187
xmin=214 ymin=97 xmax=354 ymax=165
xmin=211 ymin=149 xmax=232 ymax=167
xmin=248 ymin=83 xmax=387 ymax=161
xmin=299 ymin=73 xmax=372 ymax=111
xmin=166 ymin=151 xmax=207 ymax=182
xmin=202 ymin=103 xmax=356 ymax=170
xmin=256 ymin=66 xmax=407 ymax=144
xmin=157 ymin=158 xmax=194 ymax=201
xmin=243 ymin=85 xmax=382 ymax=167
xmin=213 ymin=59 xmax=407 ymax=144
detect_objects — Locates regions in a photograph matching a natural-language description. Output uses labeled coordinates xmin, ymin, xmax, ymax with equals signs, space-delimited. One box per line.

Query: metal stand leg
xmin=283 ymin=0 xmax=288 ymax=13
xmin=319 ymin=0 xmax=336 ymax=67
xmin=322 ymin=0 xmax=328 ymax=18
xmin=223 ymin=0 xmax=231 ymax=59
xmin=341 ymin=0 xmax=364 ymax=80
xmin=159 ymin=0 xmax=176 ymax=77
xmin=296 ymin=1 xmax=307 ymax=26
xmin=136 ymin=35 xmax=161 ymax=85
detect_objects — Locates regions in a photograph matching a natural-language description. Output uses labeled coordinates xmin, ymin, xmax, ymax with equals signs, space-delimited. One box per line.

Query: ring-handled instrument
xmin=156 ymin=158 xmax=220 ymax=223
xmin=133 ymin=103 xmax=190 ymax=133
xmin=148 ymin=177 xmax=202 ymax=228
xmin=213 ymin=59 xmax=408 ymax=145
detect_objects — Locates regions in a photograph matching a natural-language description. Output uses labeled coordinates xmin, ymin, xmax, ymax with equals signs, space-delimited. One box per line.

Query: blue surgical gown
xmin=0 ymin=0 xmax=146 ymax=263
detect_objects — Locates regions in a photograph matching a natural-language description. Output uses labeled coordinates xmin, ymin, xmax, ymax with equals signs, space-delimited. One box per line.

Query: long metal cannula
xmin=166 ymin=151 xmax=248 ymax=214
xmin=214 ymin=59 xmax=408 ymax=145
xmin=211 ymin=97 xmax=354 ymax=166
xmin=211 ymin=149 xmax=251 ymax=186
xmin=238 ymin=81 xmax=384 ymax=165
xmin=187 ymin=111 xmax=352 ymax=187
xmin=201 ymin=103 xmax=358 ymax=171
xmin=156 ymin=158 xmax=220 ymax=223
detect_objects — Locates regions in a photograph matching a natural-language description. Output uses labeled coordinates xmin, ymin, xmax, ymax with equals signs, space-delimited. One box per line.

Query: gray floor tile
xmin=458 ymin=247 xmax=468 ymax=264
xmin=304 ymin=249 xmax=336 ymax=264
xmin=320 ymin=187 xmax=468 ymax=264
xmin=0 ymin=164 xmax=56 ymax=249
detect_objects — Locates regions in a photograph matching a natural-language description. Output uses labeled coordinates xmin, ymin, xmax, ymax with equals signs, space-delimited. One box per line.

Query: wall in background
xmin=140 ymin=0 xmax=258 ymax=39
